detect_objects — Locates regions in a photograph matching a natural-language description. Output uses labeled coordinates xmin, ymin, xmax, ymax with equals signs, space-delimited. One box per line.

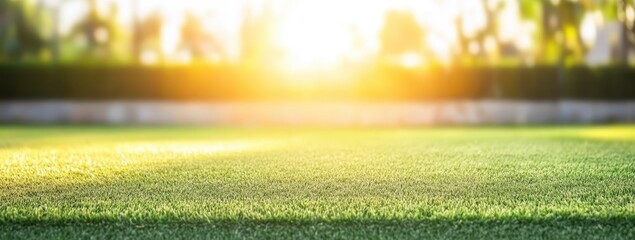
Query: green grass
xmin=1 ymin=126 xmax=634 ymax=239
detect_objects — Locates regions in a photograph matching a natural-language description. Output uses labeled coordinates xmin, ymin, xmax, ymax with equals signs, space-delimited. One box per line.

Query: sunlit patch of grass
xmin=575 ymin=125 xmax=635 ymax=141
xmin=0 ymin=142 xmax=274 ymax=194
xmin=0 ymin=126 xmax=634 ymax=239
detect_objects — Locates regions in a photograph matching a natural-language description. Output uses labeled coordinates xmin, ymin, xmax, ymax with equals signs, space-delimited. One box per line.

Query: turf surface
xmin=1 ymin=126 xmax=634 ymax=239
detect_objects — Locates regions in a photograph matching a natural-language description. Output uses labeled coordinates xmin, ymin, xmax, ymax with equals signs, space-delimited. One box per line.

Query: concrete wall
xmin=1 ymin=101 xmax=634 ymax=126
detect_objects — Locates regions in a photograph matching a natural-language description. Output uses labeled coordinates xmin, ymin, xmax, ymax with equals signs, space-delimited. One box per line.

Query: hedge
xmin=0 ymin=65 xmax=634 ymax=101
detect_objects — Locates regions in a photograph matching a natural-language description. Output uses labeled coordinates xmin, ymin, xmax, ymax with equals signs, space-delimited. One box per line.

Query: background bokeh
xmin=2 ymin=0 xmax=635 ymax=67
xmin=1 ymin=0 xmax=635 ymax=125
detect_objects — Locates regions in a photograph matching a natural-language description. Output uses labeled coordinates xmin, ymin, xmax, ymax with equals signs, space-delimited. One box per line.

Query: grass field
xmin=1 ymin=126 xmax=634 ymax=239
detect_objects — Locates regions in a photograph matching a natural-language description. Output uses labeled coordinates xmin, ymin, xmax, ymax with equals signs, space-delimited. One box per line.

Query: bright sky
xmin=47 ymin=0 xmax=544 ymax=69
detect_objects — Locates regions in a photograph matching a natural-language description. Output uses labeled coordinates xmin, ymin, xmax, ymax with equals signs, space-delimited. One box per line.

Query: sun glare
xmin=276 ymin=2 xmax=347 ymax=71
xmin=275 ymin=1 xmax=384 ymax=71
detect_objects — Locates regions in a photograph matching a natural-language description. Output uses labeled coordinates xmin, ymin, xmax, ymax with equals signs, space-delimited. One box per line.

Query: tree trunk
xmin=132 ymin=0 xmax=141 ymax=64
xmin=619 ymin=0 xmax=630 ymax=64
xmin=51 ymin=2 xmax=61 ymax=63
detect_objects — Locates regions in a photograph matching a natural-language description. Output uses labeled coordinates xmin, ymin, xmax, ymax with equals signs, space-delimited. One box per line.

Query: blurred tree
xmin=135 ymin=10 xmax=163 ymax=63
xmin=617 ymin=0 xmax=635 ymax=64
xmin=129 ymin=1 xmax=167 ymax=64
xmin=453 ymin=0 xmax=505 ymax=65
xmin=69 ymin=0 xmax=115 ymax=60
xmin=131 ymin=0 xmax=140 ymax=63
xmin=48 ymin=0 xmax=63 ymax=63
xmin=104 ymin=1 xmax=124 ymax=60
xmin=535 ymin=0 xmax=635 ymax=66
xmin=562 ymin=0 xmax=588 ymax=62
xmin=0 ymin=0 xmax=13 ymax=60
xmin=240 ymin=1 xmax=284 ymax=66
xmin=454 ymin=15 xmax=467 ymax=63
xmin=179 ymin=13 xmax=223 ymax=62
xmin=379 ymin=10 xmax=426 ymax=64
xmin=0 ymin=0 xmax=46 ymax=61
xmin=481 ymin=0 xmax=505 ymax=61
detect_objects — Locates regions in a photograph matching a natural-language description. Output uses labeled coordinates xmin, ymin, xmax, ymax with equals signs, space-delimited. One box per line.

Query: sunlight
xmin=0 ymin=140 xmax=261 ymax=179
xmin=115 ymin=142 xmax=255 ymax=155
xmin=580 ymin=11 xmax=603 ymax=47
xmin=399 ymin=52 xmax=424 ymax=68
xmin=579 ymin=127 xmax=635 ymax=141
xmin=276 ymin=2 xmax=349 ymax=71
xmin=275 ymin=1 xmax=381 ymax=71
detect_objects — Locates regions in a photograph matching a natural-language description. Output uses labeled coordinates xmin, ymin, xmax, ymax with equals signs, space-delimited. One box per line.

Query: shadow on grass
xmin=1 ymin=218 xmax=634 ymax=240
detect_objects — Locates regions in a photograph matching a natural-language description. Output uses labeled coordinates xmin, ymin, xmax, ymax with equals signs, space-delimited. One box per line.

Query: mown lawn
xmin=0 ymin=126 xmax=634 ymax=239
